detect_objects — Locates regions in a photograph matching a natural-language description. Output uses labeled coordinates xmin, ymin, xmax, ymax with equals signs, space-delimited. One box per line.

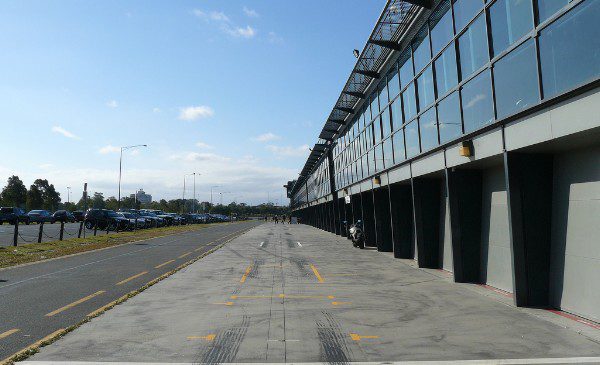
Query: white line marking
xmin=259 ymin=241 xmax=264 ymax=247
xmin=297 ymin=242 xmax=302 ymax=247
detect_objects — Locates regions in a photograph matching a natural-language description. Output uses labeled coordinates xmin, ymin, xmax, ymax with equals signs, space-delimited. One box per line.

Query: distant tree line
xmin=0 ymin=175 xmax=289 ymax=216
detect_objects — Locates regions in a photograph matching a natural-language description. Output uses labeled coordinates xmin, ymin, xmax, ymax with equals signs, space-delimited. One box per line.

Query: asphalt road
xmin=0 ymin=220 xmax=261 ymax=361
xmin=0 ymin=222 xmax=111 ymax=247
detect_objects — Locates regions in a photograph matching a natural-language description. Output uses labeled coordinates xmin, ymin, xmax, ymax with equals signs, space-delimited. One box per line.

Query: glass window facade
xmin=459 ymin=14 xmax=489 ymax=79
xmin=462 ymin=70 xmax=494 ymax=133
xmin=437 ymin=92 xmax=462 ymax=143
xmin=430 ymin=0 xmax=454 ymax=56
xmin=300 ymin=0 xmax=600 ymax=200
xmin=494 ymin=39 xmax=539 ymax=118
xmin=435 ymin=44 xmax=458 ymax=97
xmin=419 ymin=107 xmax=439 ymax=151
xmin=489 ymin=0 xmax=534 ymax=56
xmin=539 ymin=0 xmax=600 ymax=99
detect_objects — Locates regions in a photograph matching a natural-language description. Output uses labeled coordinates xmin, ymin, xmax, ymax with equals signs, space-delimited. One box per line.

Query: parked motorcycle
xmin=349 ymin=220 xmax=365 ymax=249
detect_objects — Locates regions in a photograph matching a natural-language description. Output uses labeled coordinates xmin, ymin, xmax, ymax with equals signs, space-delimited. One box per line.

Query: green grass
xmin=0 ymin=223 xmax=224 ymax=269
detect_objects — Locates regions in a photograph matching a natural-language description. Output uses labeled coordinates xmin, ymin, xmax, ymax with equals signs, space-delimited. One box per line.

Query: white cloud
xmin=196 ymin=141 xmax=213 ymax=149
xmin=52 ymin=126 xmax=80 ymax=140
xmin=98 ymin=145 xmax=121 ymax=154
xmin=268 ymin=31 xmax=284 ymax=44
xmin=252 ymin=132 xmax=280 ymax=142
xmin=224 ymin=25 xmax=256 ymax=38
xmin=39 ymin=163 xmax=54 ymax=170
xmin=266 ymin=144 xmax=310 ymax=158
xmin=193 ymin=9 xmax=230 ymax=22
xmin=152 ymin=107 xmax=161 ymax=113
xmin=178 ymin=105 xmax=215 ymax=121
xmin=106 ymin=100 xmax=118 ymax=108
xmin=243 ymin=6 xmax=259 ymax=18
xmin=170 ymin=152 xmax=230 ymax=163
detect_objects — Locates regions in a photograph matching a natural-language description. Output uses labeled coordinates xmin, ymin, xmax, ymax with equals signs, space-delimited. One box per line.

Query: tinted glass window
xmin=417 ymin=66 xmax=435 ymax=110
xmin=430 ymin=0 xmax=454 ymax=56
xmin=419 ymin=107 xmax=439 ymax=151
xmin=373 ymin=117 xmax=382 ymax=144
xmin=399 ymin=51 xmax=414 ymax=87
xmin=392 ymin=130 xmax=406 ymax=162
xmin=435 ymin=44 xmax=458 ymax=97
xmin=402 ymin=82 xmax=418 ymax=121
xmin=368 ymin=149 xmax=376 ymax=175
xmin=412 ymin=26 xmax=431 ymax=73
xmin=390 ymin=98 xmax=402 ymax=131
xmin=539 ymin=0 xmax=600 ymax=99
xmin=375 ymin=144 xmax=384 ymax=172
xmin=370 ymin=94 xmax=379 ymax=116
xmin=494 ymin=39 xmax=539 ymax=119
xmin=454 ymin=0 xmax=484 ymax=32
xmin=461 ymin=70 xmax=494 ymax=133
xmin=437 ymin=92 xmax=463 ymax=143
xmin=361 ymin=155 xmax=368 ymax=177
xmin=490 ymin=0 xmax=533 ymax=56
xmin=381 ymin=107 xmax=392 ymax=138
xmin=383 ymin=137 xmax=394 ymax=168
xmin=387 ymin=67 xmax=400 ymax=100
xmin=537 ymin=0 xmax=569 ymax=23
xmin=405 ymin=121 xmax=420 ymax=158
xmin=378 ymin=82 xmax=388 ymax=109
xmin=458 ymin=14 xmax=489 ymax=79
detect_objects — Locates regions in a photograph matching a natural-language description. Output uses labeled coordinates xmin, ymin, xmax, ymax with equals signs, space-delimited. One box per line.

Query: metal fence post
xmin=38 ymin=222 xmax=44 ymax=243
xmin=94 ymin=220 xmax=98 ymax=236
xmin=78 ymin=221 xmax=83 ymax=238
xmin=134 ymin=218 xmax=137 ymax=231
xmin=59 ymin=221 xmax=64 ymax=241
xmin=13 ymin=220 xmax=19 ymax=247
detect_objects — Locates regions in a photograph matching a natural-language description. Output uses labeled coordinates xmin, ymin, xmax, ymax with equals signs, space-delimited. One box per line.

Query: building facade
xmin=290 ymin=0 xmax=599 ymax=322
xmin=130 ymin=189 xmax=152 ymax=204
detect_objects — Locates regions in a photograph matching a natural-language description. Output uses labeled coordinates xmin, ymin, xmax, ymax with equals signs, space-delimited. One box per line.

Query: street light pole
xmin=210 ymin=185 xmax=220 ymax=209
xmin=67 ymin=187 xmax=71 ymax=204
xmin=118 ymin=144 xmax=147 ymax=209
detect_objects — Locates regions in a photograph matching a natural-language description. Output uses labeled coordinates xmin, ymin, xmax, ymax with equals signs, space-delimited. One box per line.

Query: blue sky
xmin=0 ymin=1 xmax=383 ymax=205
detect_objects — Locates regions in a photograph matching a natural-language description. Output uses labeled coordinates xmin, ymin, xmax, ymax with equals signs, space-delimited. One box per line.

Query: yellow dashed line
xmin=310 ymin=264 xmax=324 ymax=283
xmin=116 ymin=271 xmax=148 ymax=286
xmin=187 ymin=334 xmax=216 ymax=341
xmin=240 ymin=265 xmax=252 ymax=283
xmin=0 ymin=328 xmax=20 ymax=340
xmin=155 ymin=259 xmax=175 ymax=269
xmin=45 ymin=291 xmax=105 ymax=317
xmin=178 ymin=252 xmax=192 ymax=259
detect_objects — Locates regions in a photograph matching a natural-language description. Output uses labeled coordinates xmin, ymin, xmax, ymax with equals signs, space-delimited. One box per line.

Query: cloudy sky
xmin=0 ymin=1 xmax=382 ymax=205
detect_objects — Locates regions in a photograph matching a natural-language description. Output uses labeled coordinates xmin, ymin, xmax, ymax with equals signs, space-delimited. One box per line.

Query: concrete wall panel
xmin=446 ymin=129 xmax=503 ymax=168
xmin=411 ymin=151 xmax=445 ymax=178
xmin=441 ymin=182 xmax=453 ymax=272
xmin=388 ymin=165 xmax=411 ymax=185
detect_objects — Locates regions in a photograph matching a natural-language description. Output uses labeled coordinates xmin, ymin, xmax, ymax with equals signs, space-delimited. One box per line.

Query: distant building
xmin=130 ymin=189 xmax=152 ymax=204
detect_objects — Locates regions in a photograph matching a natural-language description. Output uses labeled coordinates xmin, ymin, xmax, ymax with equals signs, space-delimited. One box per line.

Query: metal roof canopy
xmin=292 ymin=0 xmax=431 ymax=195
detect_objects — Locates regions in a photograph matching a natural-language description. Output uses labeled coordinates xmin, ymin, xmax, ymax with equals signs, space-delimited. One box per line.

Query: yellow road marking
xmin=194 ymin=241 xmax=215 ymax=252
xmin=155 ymin=259 xmax=175 ymax=269
xmin=178 ymin=251 xmax=192 ymax=259
xmin=214 ymin=302 xmax=234 ymax=306
xmin=327 ymin=295 xmax=336 ymax=299
xmin=240 ymin=265 xmax=252 ymax=283
xmin=331 ymin=301 xmax=351 ymax=306
xmin=46 ymin=291 xmax=106 ymax=317
xmin=1 ymin=328 xmax=65 ymax=364
xmin=310 ymin=264 xmax=324 ymax=283
xmin=0 ymin=328 xmax=19 ymax=339
xmin=187 ymin=334 xmax=216 ymax=341
xmin=350 ymin=333 xmax=379 ymax=341
xmin=116 ymin=271 xmax=148 ymax=286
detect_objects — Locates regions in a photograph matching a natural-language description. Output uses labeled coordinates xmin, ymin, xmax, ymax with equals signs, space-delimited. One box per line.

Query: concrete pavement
xmin=23 ymin=223 xmax=600 ymax=363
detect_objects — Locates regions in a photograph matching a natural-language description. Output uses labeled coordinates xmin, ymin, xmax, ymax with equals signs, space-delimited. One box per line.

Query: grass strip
xmin=0 ymin=223 xmax=225 ymax=269
xmin=0 ymin=224 xmax=256 ymax=365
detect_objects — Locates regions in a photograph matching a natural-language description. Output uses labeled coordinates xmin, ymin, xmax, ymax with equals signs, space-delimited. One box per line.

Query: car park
xmin=72 ymin=210 xmax=85 ymax=222
xmin=84 ymin=209 xmax=129 ymax=231
xmin=0 ymin=207 xmax=30 ymax=225
xmin=28 ymin=210 xmax=56 ymax=224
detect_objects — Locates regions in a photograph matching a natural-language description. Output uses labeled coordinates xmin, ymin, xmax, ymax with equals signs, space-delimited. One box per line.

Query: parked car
xmin=116 ymin=212 xmax=146 ymax=229
xmin=72 ymin=210 xmax=85 ymax=222
xmin=142 ymin=210 xmax=176 ymax=226
xmin=137 ymin=210 xmax=165 ymax=227
xmin=53 ymin=210 xmax=76 ymax=223
xmin=84 ymin=209 xmax=129 ymax=231
xmin=164 ymin=213 xmax=185 ymax=225
xmin=28 ymin=210 xmax=56 ymax=224
xmin=0 ymin=207 xmax=30 ymax=225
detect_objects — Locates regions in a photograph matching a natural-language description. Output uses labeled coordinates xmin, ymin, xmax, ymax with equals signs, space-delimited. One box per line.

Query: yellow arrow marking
xmin=187 ymin=334 xmax=216 ymax=341
xmin=331 ymin=301 xmax=351 ymax=306
xmin=350 ymin=333 xmax=379 ymax=341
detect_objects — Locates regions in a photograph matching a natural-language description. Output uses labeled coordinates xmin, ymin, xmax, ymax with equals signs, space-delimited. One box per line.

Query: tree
xmin=105 ymin=196 xmax=119 ymax=211
xmin=0 ymin=175 xmax=27 ymax=207
xmin=120 ymin=196 xmax=140 ymax=210
xmin=62 ymin=202 xmax=77 ymax=211
xmin=31 ymin=179 xmax=61 ymax=211
xmin=91 ymin=192 xmax=106 ymax=209
xmin=26 ymin=184 xmax=44 ymax=211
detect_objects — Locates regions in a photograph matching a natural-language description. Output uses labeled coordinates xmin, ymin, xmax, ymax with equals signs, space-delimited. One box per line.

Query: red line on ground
xmin=547 ymin=309 xmax=600 ymax=330
xmin=477 ymin=284 xmax=514 ymax=298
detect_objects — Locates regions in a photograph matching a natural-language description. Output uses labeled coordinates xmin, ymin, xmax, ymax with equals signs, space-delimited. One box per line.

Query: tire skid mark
xmin=316 ymin=311 xmax=352 ymax=365
xmin=198 ymin=315 xmax=250 ymax=364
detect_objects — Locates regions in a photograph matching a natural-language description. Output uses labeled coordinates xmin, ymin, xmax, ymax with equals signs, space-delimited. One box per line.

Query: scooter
xmin=348 ymin=220 xmax=365 ymax=249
